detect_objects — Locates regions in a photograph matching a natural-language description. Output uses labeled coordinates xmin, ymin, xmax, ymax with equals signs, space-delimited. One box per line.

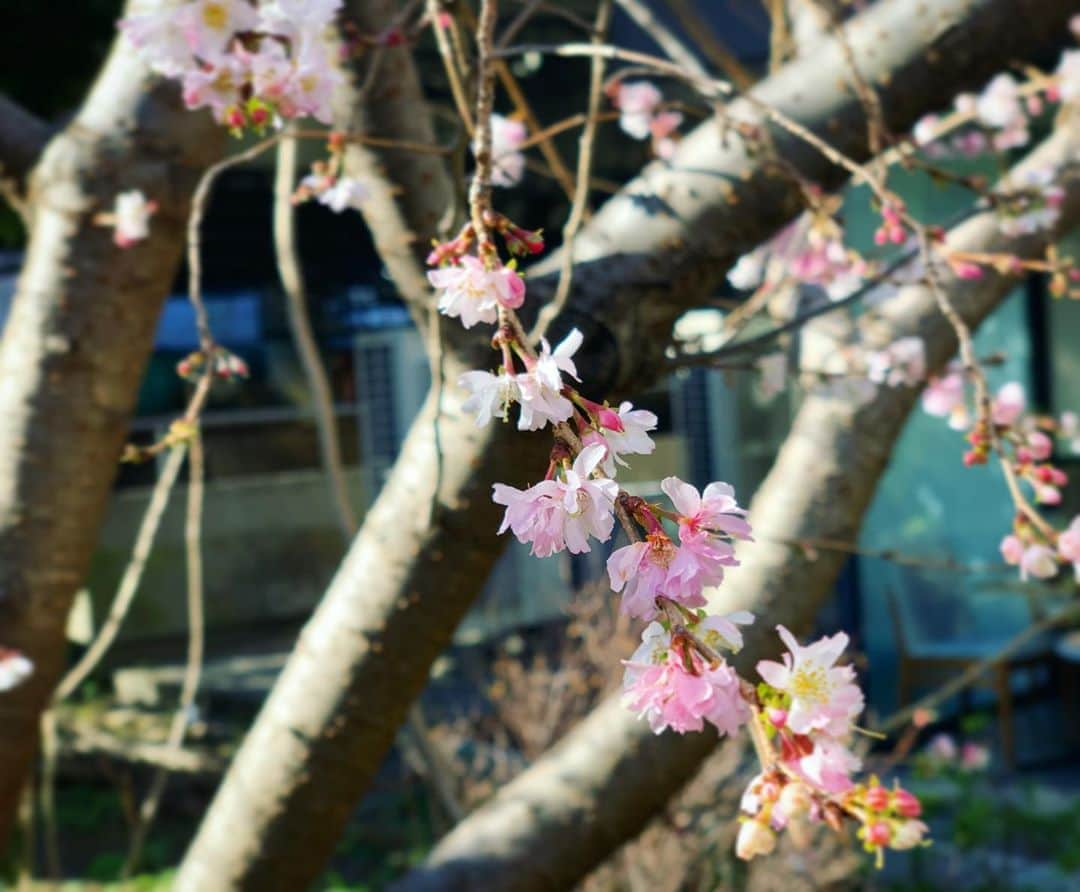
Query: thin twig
xmin=427 ymin=0 xmax=476 ymax=135
xmin=530 ymin=0 xmax=612 ymax=341
xmin=187 ymin=134 xmax=284 ymax=351
xmin=55 ymin=445 xmax=189 ymax=702
xmin=614 ymin=0 xmax=708 ymax=79
xmin=274 ymin=134 xmax=358 ymax=538
xmin=123 ymin=431 xmax=205 ymax=878
xmin=880 ymin=600 xmax=1080 ymax=735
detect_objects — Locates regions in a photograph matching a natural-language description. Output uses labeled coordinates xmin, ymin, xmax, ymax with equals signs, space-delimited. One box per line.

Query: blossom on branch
xmin=0 ymin=648 xmax=33 ymax=692
xmin=621 ymin=619 xmax=750 ymax=735
xmin=492 ymin=444 xmax=617 ymax=557
xmin=487 ymin=114 xmax=527 ymax=188
xmin=111 ymin=190 xmax=158 ymax=248
xmin=428 ymin=255 xmax=525 ymax=329
xmin=756 ymin=626 xmax=864 ymax=738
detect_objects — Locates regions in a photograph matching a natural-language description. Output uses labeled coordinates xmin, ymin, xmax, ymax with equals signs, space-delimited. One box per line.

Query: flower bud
xmin=777 ymin=782 xmax=812 ymax=818
xmin=892 ymin=788 xmax=922 ymax=818
xmin=735 ymin=819 xmax=776 ymax=861
xmin=766 ymin=707 xmax=787 ymax=729
xmin=890 ymin=819 xmax=929 ymax=850
xmin=596 ymin=406 xmax=625 ymax=433
xmin=865 ymin=785 xmax=890 ymax=812
xmin=865 ymin=820 xmax=892 ymax=847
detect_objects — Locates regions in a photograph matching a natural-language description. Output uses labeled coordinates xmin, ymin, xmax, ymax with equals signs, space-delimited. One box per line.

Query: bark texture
xmin=0 ymin=23 xmax=223 ymax=840
xmin=394 ymin=125 xmax=1080 ymax=891
xmin=177 ymin=0 xmax=1073 ymax=888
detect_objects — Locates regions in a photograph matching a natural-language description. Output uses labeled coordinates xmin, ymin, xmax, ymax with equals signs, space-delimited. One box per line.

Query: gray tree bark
xmin=176 ymin=1 xmax=1073 ymax=888
xmin=394 ymin=122 xmax=1080 ymax=892
xmin=0 ymin=12 xmax=223 ymax=841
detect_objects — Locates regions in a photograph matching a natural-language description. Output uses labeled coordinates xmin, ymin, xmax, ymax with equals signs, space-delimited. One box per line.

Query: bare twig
xmin=123 ymin=431 xmax=206 ymax=878
xmin=614 ymin=0 xmax=709 ymax=79
xmin=530 ymin=0 xmax=612 ymax=340
xmin=427 ymin=0 xmax=476 ymax=134
xmin=881 ymin=599 xmax=1080 ymax=734
xmin=274 ymin=134 xmax=359 ymax=538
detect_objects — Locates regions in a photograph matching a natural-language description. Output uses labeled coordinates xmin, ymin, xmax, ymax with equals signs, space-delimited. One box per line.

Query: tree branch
xmin=0 ymin=93 xmax=50 ymax=205
xmin=0 ymin=4 xmax=224 ymax=842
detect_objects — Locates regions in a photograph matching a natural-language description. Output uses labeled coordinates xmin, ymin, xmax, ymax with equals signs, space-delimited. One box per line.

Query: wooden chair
xmin=887 ymin=574 xmax=1060 ymax=769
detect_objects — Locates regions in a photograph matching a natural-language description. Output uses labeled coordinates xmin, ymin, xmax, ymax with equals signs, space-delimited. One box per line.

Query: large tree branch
xmin=176 ymin=1 xmax=1073 ymax=888
xmin=395 ymin=121 xmax=1080 ymax=892
xmin=0 ymin=93 xmax=50 ymax=203
xmin=0 ymin=12 xmax=224 ymax=842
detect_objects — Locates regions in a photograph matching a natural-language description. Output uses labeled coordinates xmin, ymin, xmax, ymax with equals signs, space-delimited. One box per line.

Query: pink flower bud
xmin=766 ymin=707 xmax=788 ymax=729
xmin=596 ymin=406 xmax=625 ymax=433
xmin=1000 ymin=533 xmax=1024 ymax=565
xmin=865 ymin=786 xmax=890 ymax=812
xmin=866 ymin=820 xmax=892 ymax=847
xmin=893 ymin=788 xmax=922 ymax=818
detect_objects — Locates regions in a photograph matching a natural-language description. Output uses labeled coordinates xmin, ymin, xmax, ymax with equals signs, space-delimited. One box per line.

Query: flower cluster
xmin=736 ymin=627 xmax=925 ymax=864
xmin=176 ymin=346 xmax=250 ymax=381
xmin=120 ymin=0 xmax=343 ymax=130
xmin=607 ymin=80 xmax=683 ymax=159
xmin=728 ymin=215 xmax=869 ymax=302
xmin=622 ymin=613 xmax=751 ymax=735
xmin=486 ymin=114 xmax=528 ymax=188
xmin=921 ymin=370 xmax=1080 ymax=580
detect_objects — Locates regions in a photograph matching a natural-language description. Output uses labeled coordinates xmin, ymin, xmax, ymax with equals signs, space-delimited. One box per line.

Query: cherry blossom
xmin=0 ymin=648 xmax=33 ymax=692
xmin=622 ymin=620 xmax=749 ymax=735
xmin=428 ymin=255 xmax=526 ymax=328
xmin=756 ymin=626 xmax=864 ymax=738
xmin=1019 ymin=543 xmax=1058 ymax=580
xmin=1000 ymin=533 xmax=1025 ymax=565
xmin=515 ymin=329 xmax=582 ymax=430
xmin=458 ymin=369 xmax=520 ymax=426
xmin=112 ymin=190 xmax=157 ymax=248
xmin=661 ymin=477 xmax=753 ymax=542
xmin=792 ymin=734 xmax=861 ymax=794
xmin=866 ymin=336 xmax=926 ymax=388
xmin=921 ymin=362 xmax=968 ymax=430
xmin=612 ymin=81 xmax=663 ymax=140
xmin=581 ymin=401 xmax=657 ymax=475
xmin=488 ymin=114 xmax=527 ymax=188
xmin=735 ymin=819 xmax=777 ymax=860
xmin=727 ymin=249 xmax=766 ymax=291
xmin=997 ymin=167 xmax=1065 ymax=236
xmin=991 ymin=381 xmax=1026 ymax=427
xmin=316 ymin=178 xmax=369 ymax=213
xmin=492 ymin=444 xmax=617 ymax=556
xmin=1057 ymin=49 xmax=1080 ymax=104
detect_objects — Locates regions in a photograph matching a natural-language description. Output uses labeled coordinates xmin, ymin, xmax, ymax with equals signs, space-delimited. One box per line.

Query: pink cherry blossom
xmin=314 ymin=177 xmax=369 ymax=213
xmin=622 ymin=621 xmax=749 ymax=735
xmin=492 ymin=444 xmax=617 ymax=557
xmin=921 ymin=362 xmax=968 ymax=429
xmin=1019 ymin=543 xmax=1058 ymax=580
xmin=791 ymin=734 xmax=861 ymax=794
xmin=428 ymin=255 xmax=526 ymax=329
xmin=991 ymin=381 xmax=1027 ymax=427
xmin=661 ymin=477 xmax=752 ymax=541
xmin=259 ymin=0 xmax=343 ymax=39
xmin=1025 ymin=430 xmax=1054 ymax=462
xmin=975 ymin=74 xmax=1024 ymax=130
xmin=1000 ymin=533 xmax=1024 ymax=565
xmin=457 ymin=369 xmax=519 ymax=426
xmin=120 ymin=6 xmax=193 ymax=77
xmin=1058 ymin=516 xmax=1080 ymax=562
xmin=926 ymin=732 xmax=958 ymax=762
xmin=178 ymin=0 xmax=259 ymax=62
xmin=0 ymin=648 xmax=33 ymax=692
xmin=756 ymin=626 xmax=864 ymax=737
xmin=960 ymin=742 xmax=991 ymax=771
xmin=607 ymin=537 xmax=682 ymax=618
xmin=614 ymin=81 xmax=663 ymax=139
xmin=515 ymin=329 xmax=581 ymax=430
xmin=112 ymin=190 xmax=157 ymax=248
xmin=866 ymin=336 xmax=926 ymax=388
xmin=488 ymin=114 xmax=527 ymax=188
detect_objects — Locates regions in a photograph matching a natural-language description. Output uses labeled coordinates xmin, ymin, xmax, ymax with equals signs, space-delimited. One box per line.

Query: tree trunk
xmin=0 ymin=16 xmax=223 ymax=841
xmin=176 ymin=1 xmax=1072 ymax=887
xmin=393 ymin=124 xmax=1080 ymax=891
